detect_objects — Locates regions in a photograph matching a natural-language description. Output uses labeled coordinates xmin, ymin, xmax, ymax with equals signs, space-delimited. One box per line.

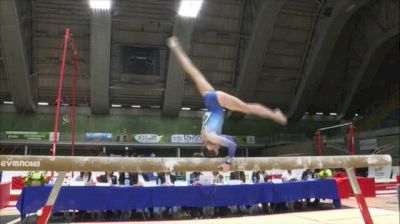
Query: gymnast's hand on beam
xmin=218 ymin=163 xmax=231 ymax=172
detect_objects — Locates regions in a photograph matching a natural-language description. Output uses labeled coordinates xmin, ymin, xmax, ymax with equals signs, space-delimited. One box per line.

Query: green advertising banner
xmin=5 ymin=131 xmax=59 ymax=141
xmin=233 ymin=136 xmax=255 ymax=144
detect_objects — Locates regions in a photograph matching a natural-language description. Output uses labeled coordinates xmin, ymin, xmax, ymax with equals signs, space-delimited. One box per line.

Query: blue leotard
xmin=203 ymin=91 xmax=224 ymax=134
xmin=202 ymin=91 xmax=236 ymax=158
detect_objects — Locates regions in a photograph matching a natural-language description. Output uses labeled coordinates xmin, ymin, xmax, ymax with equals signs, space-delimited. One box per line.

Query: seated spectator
xmin=281 ymin=170 xmax=300 ymax=210
xmin=156 ymin=172 xmax=177 ymax=218
xmin=252 ymin=170 xmax=268 ymax=183
xmin=301 ymin=169 xmax=320 ymax=206
xmin=212 ymin=171 xmax=229 ymax=216
xmin=72 ymin=173 xmax=96 ymax=218
xmin=212 ymin=171 xmax=224 ymax=184
xmin=318 ymin=169 xmax=333 ymax=179
xmin=119 ymin=154 xmax=134 ymax=186
xmin=157 ymin=172 xmax=176 ymax=185
xmin=189 ymin=172 xmax=202 ymax=185
xmin=301 ymin=169 xmax=314 ymax=180
xmin=230 ymin=171 xmax=246 ymax=183
xmin=98 ymin=172 xmax=118 ymax=218
xmin=130 ymin=172 xmax=149 ymax=186
xmin=230 ymin=171 xmax=249 ymax=213
xmin=99 ymin=172 xmax=117 ymax=185
xmin=131 ymin=171 xmax=156 ymax=218
xmin=126 ymin=172 xmax=153 ymax=219
xmin=185 ymin=154 xmax=205 ymax=218
xmin=74 ymin=172 xmax=95 ymax=183
xmin=356 ymin=168 xmax=368 ymax=177
xmin=312 ymin=169 xmax=320 ymax=179
xmin=250 ymin=170 xmax=269 ymax=212
xmin=144 ymin=153 xmax=158 ymax=182
xmin=118 ymin=172 xmax=131 ymax=186
xmin=24 ymin=171 xmax=46 ymax=187
xmin=185 ymin=172 xmax=204 ymax=218
xmin=118 ymin=171 xmax=149 ymax=219
xmin=48 ymin=172 xmax=73 ymax=185
xmin=281 ymin=169 xmax=297 ymax=182
xmin=145 ymin=172 xmax=158 ymax=181
xmin=325 ymin=169 xmax=333 ymax=178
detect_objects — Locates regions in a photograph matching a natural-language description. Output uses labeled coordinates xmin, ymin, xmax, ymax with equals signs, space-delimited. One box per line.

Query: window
xmin=121 ymin=46 xmax=164 ymax=76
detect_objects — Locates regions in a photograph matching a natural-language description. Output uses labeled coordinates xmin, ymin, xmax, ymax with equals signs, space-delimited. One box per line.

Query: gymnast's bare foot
xmin=167 ymin=36 xmax=179 ymax=49
xmin=273 ymin=108 xmax=287 ymax=125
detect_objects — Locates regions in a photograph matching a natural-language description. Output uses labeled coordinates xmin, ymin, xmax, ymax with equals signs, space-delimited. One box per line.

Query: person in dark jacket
xmin=129 ymin=172 xmax=149 ymax=186
xmin=252 ymin=171 xmax=268 ymax=183
xmin=157 ymin=172 xmax=176 ymax=185
xmin=99 ymin=172 xmax=117 ymax=185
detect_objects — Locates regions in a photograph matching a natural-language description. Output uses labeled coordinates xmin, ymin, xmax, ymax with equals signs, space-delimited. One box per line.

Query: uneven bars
xmin=318 ymin=122 xmax=353 ymax=131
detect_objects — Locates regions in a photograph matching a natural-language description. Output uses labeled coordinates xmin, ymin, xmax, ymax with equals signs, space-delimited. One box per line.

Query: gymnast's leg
xmin=167 ymin=36 xmax=213 ymax=96
xmin=215 ymin=91 xmax=287 ymax=125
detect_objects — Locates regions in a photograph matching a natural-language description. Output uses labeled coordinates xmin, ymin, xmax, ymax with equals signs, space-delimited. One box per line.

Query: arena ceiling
xmin=0 ymin=0 xmax=398 ymax=120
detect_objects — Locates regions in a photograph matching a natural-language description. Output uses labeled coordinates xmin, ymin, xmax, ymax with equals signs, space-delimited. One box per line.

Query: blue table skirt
xmin=17 ymin=180 xmax=340 ymax=218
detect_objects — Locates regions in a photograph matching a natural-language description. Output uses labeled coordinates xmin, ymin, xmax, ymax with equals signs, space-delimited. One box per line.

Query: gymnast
xmin=167 ymin=37 xmax=287 ymax=171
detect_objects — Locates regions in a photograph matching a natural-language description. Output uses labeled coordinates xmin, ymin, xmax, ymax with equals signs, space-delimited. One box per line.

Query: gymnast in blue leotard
xmin=167 ymin=37 xmax=287 ymax=171
xmin=202 ymin=91 xmax=236 ymax=160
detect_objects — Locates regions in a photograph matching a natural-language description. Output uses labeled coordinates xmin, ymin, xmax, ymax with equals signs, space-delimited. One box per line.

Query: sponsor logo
xmin=5 ymin=131 xmax=59 ymax=141
xmin=85 ymin=132 xmax=113 ymax=141
xmin=171 ymin=134 xmax=202 ymax=143
xmin=134 ymin=134 xmax=163 ymax=143
xmin=0 ymin=160 xmax=41 ymax=168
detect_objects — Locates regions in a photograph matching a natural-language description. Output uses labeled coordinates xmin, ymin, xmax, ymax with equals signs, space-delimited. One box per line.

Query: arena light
xmin=111 ymin=104 xmax=121 ymax=108
xmin=329 ymin=112 xmax=337 ymax=116
xmin=316 ymin=112 xmax=324 ymax=116
xmin=89 ymin=0 xmax=111 ymax=10
xmin=181 ymin=107 xmax=191 ymax=111
xmin=3 ymin=101 xmax=14 ymax=104
xmin=178 ymin=0 xmax=203 ymax=18
xmin=38 ymin=102 xmax=49 ymax=106
xmin=355 ymin=113 xmax=359 ymax=117
xmin=131 ymin=105 xmax=141 ymax=108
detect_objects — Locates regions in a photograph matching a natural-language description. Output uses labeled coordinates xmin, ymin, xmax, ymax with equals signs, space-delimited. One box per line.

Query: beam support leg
xmin=316 ymin=130 xmax=321 ymax=156
xmin=345 ymin=168 xmax=374 ymax=224
xmin=37 ymin=172 xmax=67 ymax=224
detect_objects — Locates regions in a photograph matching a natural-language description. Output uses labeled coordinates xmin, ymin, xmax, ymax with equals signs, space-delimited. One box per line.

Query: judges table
xmin=17 ymin=180 xmax=341 ymax=218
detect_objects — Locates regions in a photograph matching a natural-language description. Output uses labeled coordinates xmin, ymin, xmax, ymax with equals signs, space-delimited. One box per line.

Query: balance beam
xmin=0 ymin=155 xmax=391 ymax=172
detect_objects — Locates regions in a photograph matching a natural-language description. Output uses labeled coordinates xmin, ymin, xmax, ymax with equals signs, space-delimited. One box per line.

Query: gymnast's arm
xmin=205 ymin=132 xmax=237 ymax=160
xmin=220 ymin=134 xmax=236 ymax=159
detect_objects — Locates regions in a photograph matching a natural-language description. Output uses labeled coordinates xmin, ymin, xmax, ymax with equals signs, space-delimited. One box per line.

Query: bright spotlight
xmin=89 ymin=0 xmax=111 ymax=10
xmin=178 ymin=0 xmax=203 ymax=18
